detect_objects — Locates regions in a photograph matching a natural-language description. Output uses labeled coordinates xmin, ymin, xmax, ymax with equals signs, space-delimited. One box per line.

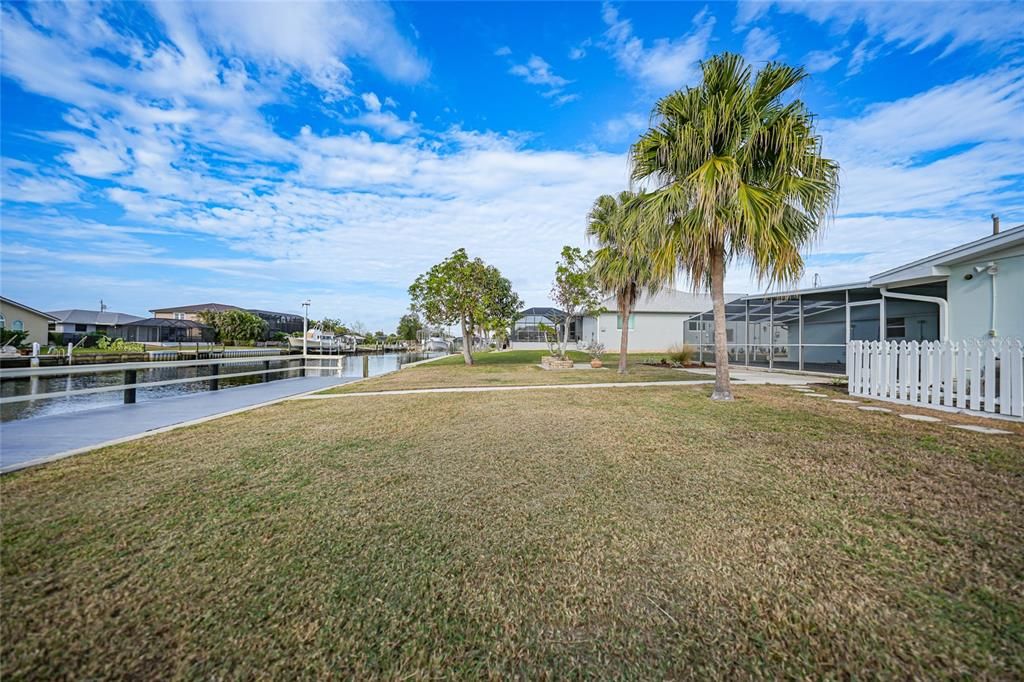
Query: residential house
xmin=47 ymin=309 xmax=144 ymax=344
xmin=0 ymin=296 xmax=57 ymax=346
xmin=117 ymin=318 xmax=215 ymax=344
xmin=512 ymin=307 xmax=580 ymax=345
xmin=150 ymin=303 xmax=304 ymax=339
xmin=683 ymin=221 xmax=1024 ymax=374
xmin=580 ymin=289 xmax=745 ymax=353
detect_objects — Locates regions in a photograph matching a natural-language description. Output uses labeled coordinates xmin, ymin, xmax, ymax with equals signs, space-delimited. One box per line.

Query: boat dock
xmin=0 ymin=375 xmax=355 ymax=473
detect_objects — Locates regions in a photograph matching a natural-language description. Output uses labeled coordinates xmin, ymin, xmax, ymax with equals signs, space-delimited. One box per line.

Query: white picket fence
xmin=848 ymin=339 xmax=1024 ymax=418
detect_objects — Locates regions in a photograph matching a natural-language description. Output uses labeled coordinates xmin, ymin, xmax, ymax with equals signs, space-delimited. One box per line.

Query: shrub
xmin=1 ymin=329 xmax=29 ymax=348
xmin=583 ymin=341 xmax=605 ymax=359
xmin=668 ymin=343 xmax=696 ymax=365
xmin=96 ymin=336 xmax=145 ymax=353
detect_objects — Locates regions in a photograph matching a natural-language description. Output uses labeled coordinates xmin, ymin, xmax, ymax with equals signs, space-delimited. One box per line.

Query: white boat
xmin=288 ymin=326 xmax=342 ymax=352
xmin=423 ymin=336 xmax=449 ymax=352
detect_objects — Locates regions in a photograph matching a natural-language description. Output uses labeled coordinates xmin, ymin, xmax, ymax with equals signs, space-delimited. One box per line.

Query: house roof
xmin=604 ymin=289 xmax=747 ymax=314
xmin=734 ymin=281 xmax=873 ymax=301
xmin=47 ymin=309 xmax=145 ymax=326
xmin=149 ymin=302 xmax=241 ymax=314
xmin=870 ymin=223 xmax=1024 ymax=287
xmin=247 ymin=308 xmax=302 ymax=319
xmin=0 ymin=296 xmax=59 ymax=321
xmin=519 ymin=307 xmax=565 ymax=318
xmin=150 ymin=303 xmax=302 ymax=318
xmin=122 ymin=318 xmax=211 ymax=328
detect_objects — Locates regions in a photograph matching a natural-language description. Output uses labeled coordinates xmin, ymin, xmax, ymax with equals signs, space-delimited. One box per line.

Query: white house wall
xmin=947 ymin=246 xmax=1024 ymax=342
xmin=585 ymin=312 xmax=688 ymax=352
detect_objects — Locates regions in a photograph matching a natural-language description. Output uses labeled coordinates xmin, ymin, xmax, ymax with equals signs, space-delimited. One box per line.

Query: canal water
xmin=1 ymin=352 xmax=442 ymax=422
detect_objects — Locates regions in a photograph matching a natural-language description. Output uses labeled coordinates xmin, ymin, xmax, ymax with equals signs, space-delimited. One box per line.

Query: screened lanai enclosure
xmin=682 ymin=284 xmax=945 ymax=374
xmin=512 ymin=307 xmax=583 ymax=344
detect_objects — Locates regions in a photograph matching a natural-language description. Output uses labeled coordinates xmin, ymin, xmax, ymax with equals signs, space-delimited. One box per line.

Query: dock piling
xmin=123 ymin=369 xmax=137 ymax=404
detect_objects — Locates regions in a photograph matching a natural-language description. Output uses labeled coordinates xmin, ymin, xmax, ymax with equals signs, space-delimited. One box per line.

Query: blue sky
xmin=2 ymin=1 xmax=1023 ymax=331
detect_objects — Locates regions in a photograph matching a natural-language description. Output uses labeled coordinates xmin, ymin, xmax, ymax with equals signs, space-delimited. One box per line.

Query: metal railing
xmin=0 ymin=355 xmax=315 ymax=406
xmin=0 ymin=352 xmax=445 ymax=414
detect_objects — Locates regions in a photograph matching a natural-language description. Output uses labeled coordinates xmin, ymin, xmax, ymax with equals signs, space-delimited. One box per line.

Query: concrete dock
xmin=0 ymin=375 xmax=355 ymax=473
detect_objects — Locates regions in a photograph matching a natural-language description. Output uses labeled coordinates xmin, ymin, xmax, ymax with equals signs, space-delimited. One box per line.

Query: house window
xmin=688 ymin=320 xmax=699 ymax=331
xmin=0 ymin=314 xmax=4 ymax=329
xmin=173 ymin=312 xmax=186 ymax=320
xmin=616 ymin=314 xmax=636 ymax=330
xmin=12 ymin=320 xmax=24 ymax=331
xmin=75 ymin=324 xmax=88 ymax=332
xmin=886 ymin=317 xmax=906 ymax=339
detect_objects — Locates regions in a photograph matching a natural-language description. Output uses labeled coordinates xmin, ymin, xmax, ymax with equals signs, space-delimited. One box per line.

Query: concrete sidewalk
xmin=1 ymin=375 xmax=355 ymax=473
xmin=684 ymin=368 xmax=832 ymax=385
xmin=296 ymin=368 xmax=826 ymax=400
xmin=297 ymin=379 xmax=717 ymax=399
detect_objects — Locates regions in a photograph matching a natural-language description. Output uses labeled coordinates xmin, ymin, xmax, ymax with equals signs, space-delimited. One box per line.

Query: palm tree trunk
xmin=618 ymin=297 xmax=630 ymax=374
xmin=460 ymin=316 xmax=474 ymax=366
xmin=710 ymin=247 xmax=732 ymax=400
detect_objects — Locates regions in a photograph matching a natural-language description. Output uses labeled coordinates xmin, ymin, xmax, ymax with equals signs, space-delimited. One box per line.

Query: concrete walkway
xmin=297 ymin=379 xmax=716 ymax=399
xmin=685 ymin=367 xmax=829 ymax=385
xmin=297 ymin=368 xmax=820 ymax=401
xmin=785 ymin=384 xmax=1018 ymax=435
xmin=1 ymin=375 xmax=355 ymax=473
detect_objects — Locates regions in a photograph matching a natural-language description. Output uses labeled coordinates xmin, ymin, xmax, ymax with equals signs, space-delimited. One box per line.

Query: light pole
xmin=301 ymin=299 xmax=311 ymax=356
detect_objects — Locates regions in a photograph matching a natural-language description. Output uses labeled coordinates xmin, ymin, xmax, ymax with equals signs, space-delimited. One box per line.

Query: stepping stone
xmin=858 ymin=406 xmax=892 ymax=413
xmin=899 ymin=414 xmax=942 ymax=423
xmin=831 ymin=399 xmax=860 ymax=404
xmin=790 ymin=387 xmax=812 ymax=391
xmin=805 ymin=393 xmax=829 ymax=398
xmin=951 ymin=424 xmax=1014 ymax=435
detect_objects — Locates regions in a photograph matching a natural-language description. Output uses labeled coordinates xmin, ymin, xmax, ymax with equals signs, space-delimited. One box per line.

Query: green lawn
xmin=325 ymin=349 xmax=706 ymax=393
xmin=2 ymin=384 xmax=1022 ymax=678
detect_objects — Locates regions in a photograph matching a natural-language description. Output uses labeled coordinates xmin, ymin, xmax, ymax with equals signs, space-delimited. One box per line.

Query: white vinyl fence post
xmin=983 ymin=339 xmax=997 ymax=413
xmin=1009 ymin=339 xmax=1023 ymax=417
xmin=968 ymin=340 xmax=982 ymax=412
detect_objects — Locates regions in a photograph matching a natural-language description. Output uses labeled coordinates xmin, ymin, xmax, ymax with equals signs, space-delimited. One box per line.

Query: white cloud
xmin=600 ymin=2 xmax=715 ymax=91
xmin=154 ymin=1 xmax=429 ymax=99
xmin=568 ymin=38 xmax=592 ymax=61
xmin=739 ymin=1 xmax=1024 ymax=75
xmin=509 ymin=55 xmax=569 ymax=89
xmin=494 ymin=46 xmax=512 ymax=56
xmin=823 ymin=67 xmax=1024 ymax=163
xmin=597 ymin=112 xmax=647 ymax=143
xmin=774 ymin=67 xmax=1024 ymax=289
xmin=361 ymin=92 xmax=383 ymax=112
xmin=506 ymin=54 xmax=578 ymax=104
xmin=743 ymin=27 xmax=780 ymax=64
xmin=2 ymin=159 xmax=82 ymax=204
xmin=802 ymin=49 xmax=841 ymax=74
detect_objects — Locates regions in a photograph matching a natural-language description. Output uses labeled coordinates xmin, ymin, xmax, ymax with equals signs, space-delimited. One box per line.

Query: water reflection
xmin=1 ymin=352 xmax=441 ymax=422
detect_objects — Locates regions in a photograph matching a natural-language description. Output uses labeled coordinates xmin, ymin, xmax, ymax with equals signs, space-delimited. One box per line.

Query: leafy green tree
xmin=197 ymin=309 xmax=267 ymax=345
xmin=409 ymin=248 xmax=520 ymax=365
xmin=396 ymin=312 xmax=423 ymax=341
xmin=548 ymin=246 xmax=603 ymax=359
xmin=478 ymin=266 xmax=522 ymax=349
xmin=319 ymin=318 xmax=350 ymax=335
xmin=631 ymin=52 xmax=838 ymax=400
xmin=0 ymin=328 xmax=29 ymax=348
xmin=587 ymin=190 xmax=662 ymax=374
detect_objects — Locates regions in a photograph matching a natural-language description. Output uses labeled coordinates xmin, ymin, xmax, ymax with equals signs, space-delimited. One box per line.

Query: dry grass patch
xmin=326 ymin=350 xmax=705 ymax=394
xmin=2 ymin=385 xmax=1022 ymax=678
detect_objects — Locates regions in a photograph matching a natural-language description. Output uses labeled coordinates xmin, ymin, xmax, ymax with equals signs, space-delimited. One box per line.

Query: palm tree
xmin=631 ymin=52 xmax=838 ymax=400
xmin=586 ymin=190 xmax=660 ymax=374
